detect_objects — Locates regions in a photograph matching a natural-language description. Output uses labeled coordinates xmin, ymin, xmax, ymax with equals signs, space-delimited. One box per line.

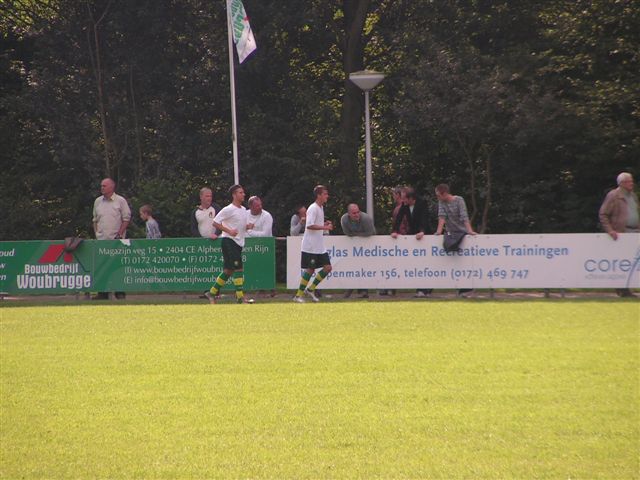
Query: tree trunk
xmin=129 ymin=65 xmax=144 ymax=181
xmin=86 ymin=0 xmax=113 ymax=177
xmin=480 ymin=153 xmax=492 ymax=233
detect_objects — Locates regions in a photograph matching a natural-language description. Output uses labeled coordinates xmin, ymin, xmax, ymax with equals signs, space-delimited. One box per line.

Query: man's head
xmin=139 ymin=204 xmax=153 ymax=221
xmin=347 ymin=203 xmax=361 ymax=222
xmin=229 ymin=184 xmax=245 ymax=204
xmin=404 ymin=187 xmax=417 ymax=206
xmin=100 ymin=178 xmax=116 ymax=198
xmin=392 ymin=186 xmax=406 ymax=204
xmin=295 ymin=205 xmax=307 ymax=218
xmin=617 ymin=172 xmax=634 ymax=192
xmin=314 ymin=185 xmax=329 ymax=205
xmin=199 ymin=187 xmax=213 ymax=208
xmin=248 ymin=196 xmax=262 ymax=214
xmin=435 ymin=184 xmax=451 ymax=202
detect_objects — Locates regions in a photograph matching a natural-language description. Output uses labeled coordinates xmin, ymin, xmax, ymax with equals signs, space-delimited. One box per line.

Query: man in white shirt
xmin=293 ymin=185 xmax=334 ymax=303
xmin=246 ymin=196 xmax=274 ymax=237
xmin=92 ymin=178 xmax=131 ymax=300
xmin=93 ymin=178 xmax=131 ymax=240
xmin=190 ymin=187 xmax=221 ymax=239
xmin=205 ymin=185 xmax=252 ymax=304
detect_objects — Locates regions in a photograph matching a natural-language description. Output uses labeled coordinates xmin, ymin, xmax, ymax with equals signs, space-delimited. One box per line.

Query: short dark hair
xmin=314 ymin=185 xmax=328 ymax=197
xmin=435 ymin=184 xmax=450 ymax=195
xmin=228 ymin=184 xmax=243 ymax=196
xmin=405 ymin=187 xmax=417 ymax=200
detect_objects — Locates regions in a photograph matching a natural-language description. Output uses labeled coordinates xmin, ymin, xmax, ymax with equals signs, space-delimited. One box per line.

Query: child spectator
xmin=139 ymin=205 xmax=162 ymax=239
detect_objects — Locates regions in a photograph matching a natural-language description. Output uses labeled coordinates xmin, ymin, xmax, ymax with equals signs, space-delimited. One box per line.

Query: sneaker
xmin=204 ymin=292 xmax=217 ymax=304
xmin=414 ymin=291 xmax=428 ymax=298
xmin=293 ymin=295 xmax=305 ymax=303
xmin=304 ymin=288 xmax=320 ymax=302
xmin=237 ymin=297 xmax=255 ymax=304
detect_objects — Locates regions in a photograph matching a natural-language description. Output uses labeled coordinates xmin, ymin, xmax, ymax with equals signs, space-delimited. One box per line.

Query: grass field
xmin=1 ymin=301 xmax=638 ymax=478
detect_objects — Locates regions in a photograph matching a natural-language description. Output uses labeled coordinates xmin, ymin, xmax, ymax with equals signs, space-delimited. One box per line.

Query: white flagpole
xmin=226 ymin=0 xmax=240 ymax=185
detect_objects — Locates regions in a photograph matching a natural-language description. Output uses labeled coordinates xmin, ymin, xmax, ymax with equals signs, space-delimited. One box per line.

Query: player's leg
xmin=307 ymin=255 xmax=331 ymax=292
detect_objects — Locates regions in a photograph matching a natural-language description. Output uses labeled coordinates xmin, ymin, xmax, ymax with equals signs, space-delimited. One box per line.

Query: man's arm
xmin=117 ymin=197 xmax=132 ymax=238
xmin=598 ymin=191 xmax=617 ymax=239
xmin=248 ymin=212 xmax=273 ymax=237
xmin=190 ymin=209 xmax=200 ymax=237
xmin=290 ymin=215 xmax=304 ymax=236
xmin=392 ymin=205 xmax=408 ymax=236
xmin=340 ymin=214 xmax=352 ymax=236
xmin=360 ymin=214 xmax=376 ymax=236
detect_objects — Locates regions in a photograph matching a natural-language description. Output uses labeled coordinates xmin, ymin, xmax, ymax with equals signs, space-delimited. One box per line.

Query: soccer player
xmin=293 ymin=185 xmax=333 ymax=303
xmin=205 ymin=184 xmax=252 ymax=304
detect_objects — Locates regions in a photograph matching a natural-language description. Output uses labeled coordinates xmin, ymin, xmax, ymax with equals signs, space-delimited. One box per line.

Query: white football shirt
xmin=301 ymin=201 xmax=326 ymax=254
xmin=214 ymin=203 xmax=248 ymax=247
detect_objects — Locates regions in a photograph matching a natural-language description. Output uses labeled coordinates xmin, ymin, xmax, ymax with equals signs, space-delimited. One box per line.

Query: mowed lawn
xmin=1 ymin=301 xmax=638 ymax=479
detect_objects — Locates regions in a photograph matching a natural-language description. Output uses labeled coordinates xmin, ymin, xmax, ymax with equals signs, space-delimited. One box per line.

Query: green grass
xmin=1 ymin=302 xmax=638 ymax=478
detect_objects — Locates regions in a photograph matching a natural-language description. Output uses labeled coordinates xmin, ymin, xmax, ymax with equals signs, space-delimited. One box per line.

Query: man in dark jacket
xmin=392 ymin=187 xmax=435 ymax=297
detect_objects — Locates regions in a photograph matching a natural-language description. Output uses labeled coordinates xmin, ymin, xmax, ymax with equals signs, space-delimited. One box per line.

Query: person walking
xmin=293 ymin=185 xmax=334 ymax=303
xmin=205 ymin=185 xmax=252 ymax=304
xmin=599 ymin=172 xmax=639 ymax=297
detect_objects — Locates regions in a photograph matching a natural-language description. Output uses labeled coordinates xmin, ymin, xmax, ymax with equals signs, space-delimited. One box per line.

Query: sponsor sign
xmin=286 ymin=234 xmax=640 ymax=289
xmin=0 ymin=237 xmax=275 ymax=294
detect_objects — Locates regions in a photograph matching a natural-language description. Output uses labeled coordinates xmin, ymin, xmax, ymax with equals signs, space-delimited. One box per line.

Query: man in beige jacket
xmin=598 ymin=172 xmax=639 ymax=297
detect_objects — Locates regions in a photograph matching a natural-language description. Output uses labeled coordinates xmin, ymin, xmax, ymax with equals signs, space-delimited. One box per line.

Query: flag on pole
xmin=230 ymin=0 xmax=257 ymax=63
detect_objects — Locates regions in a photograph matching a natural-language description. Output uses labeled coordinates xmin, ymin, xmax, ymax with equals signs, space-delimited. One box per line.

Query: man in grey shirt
xmin=434 ymin=184 xmax=476 ymax=298
xmin=341 ymin=203 xmax=376 ymax=298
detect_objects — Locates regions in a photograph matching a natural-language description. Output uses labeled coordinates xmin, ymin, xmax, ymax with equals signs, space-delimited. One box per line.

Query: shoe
xmin=91 ymin=293 xmax=109 ymax=300
xmin=457 ymin=289 xmax=474 ymax=298
xmin=358 ymin=292 xmax=369 ymax=299
xmin=304 ymin=289 xmax=320 ymax=302
xmin=293 ymin=295 xmax=305 ymax=303
xmin=414 ymin=291 xmax=429 ymax=298
xmin=344 ymin=289 xmax=353 ymax=298
xmin=620 ymin=290 xmax=637 ymax=298
xmin=237 ymin=297 xmax=255 ymax=304
xmin=204 ymin=292 xmax=217 ymax=304
xmin=114 ymin=292 xmax=126 ymax=300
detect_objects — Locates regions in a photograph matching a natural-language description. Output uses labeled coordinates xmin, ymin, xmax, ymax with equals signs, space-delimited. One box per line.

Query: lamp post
xmin=349 ymin=70 xmax=385 ymax=222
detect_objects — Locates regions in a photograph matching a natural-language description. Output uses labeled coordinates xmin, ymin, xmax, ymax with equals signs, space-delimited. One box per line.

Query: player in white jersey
xmin=293 ymin=185 xmax=334 ymax=302
xmin=205 ymin=184 xmax=252 ymax=304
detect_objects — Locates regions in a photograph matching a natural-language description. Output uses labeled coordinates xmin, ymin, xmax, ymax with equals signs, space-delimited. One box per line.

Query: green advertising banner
xmin=0 ymin=238 xmax=275 ymax=294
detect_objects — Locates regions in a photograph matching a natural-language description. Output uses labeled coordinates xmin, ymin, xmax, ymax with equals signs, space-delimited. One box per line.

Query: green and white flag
xmin=230 ymin=0 xmax=257 ymax=63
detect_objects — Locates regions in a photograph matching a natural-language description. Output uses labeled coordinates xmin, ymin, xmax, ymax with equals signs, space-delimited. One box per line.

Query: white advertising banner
xmin=286 ymin=234 xmax=640 ymax=289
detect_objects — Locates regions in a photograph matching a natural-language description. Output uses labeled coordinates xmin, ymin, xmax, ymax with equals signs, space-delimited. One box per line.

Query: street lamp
xmin=349 ymin=70 xmax=385 ymax=222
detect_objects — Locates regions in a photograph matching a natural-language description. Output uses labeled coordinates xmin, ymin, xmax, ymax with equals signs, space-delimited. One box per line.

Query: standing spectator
xmin=246 ymin=196 xmax=274 ymax=237
xmin=341 ymin=203 xmax=376 ymax=298
xmin=191 ymin=187 xmax=221 ymax=239
xmin=599 ymin=172 xmax=639 ymax=297
xmin=293 ymin=185 xmax=334 ymax=303
xmin=139 ymin=205 xmax=161 ymax=239
xmin=246 ymin=195 xmax=275 ymax=297
xmin=382 ymin=186 xmax=408 ymax=296
xmin=290 ymin=205 xmax=307 ymax=236
xmin=434 ymin=184 xmax=477 ymax=298
xmin=92 ymin=178 xmax=131 ymax=300
xmin=205 ymin=185 xmax=252 ymax=304
xmin=392 ymin=186 xmax=409 ymax=236
xmin=392 ymin=187 xmax=434 ymax=297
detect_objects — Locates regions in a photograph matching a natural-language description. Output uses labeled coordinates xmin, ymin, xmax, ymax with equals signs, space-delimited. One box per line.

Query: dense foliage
xmin=1 ymin=0 xmax=637 ymax=239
